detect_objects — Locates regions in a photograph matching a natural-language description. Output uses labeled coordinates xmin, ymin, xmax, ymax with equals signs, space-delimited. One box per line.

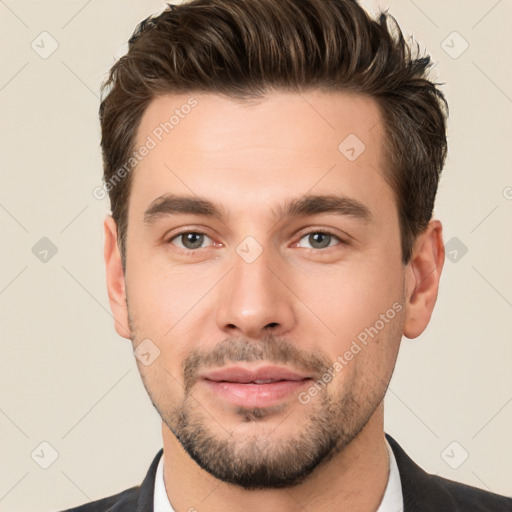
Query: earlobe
xmin=104 ymin=215 xmax=131 ymax=339
xmin=403 ymin=220 xmax=445 ymax=339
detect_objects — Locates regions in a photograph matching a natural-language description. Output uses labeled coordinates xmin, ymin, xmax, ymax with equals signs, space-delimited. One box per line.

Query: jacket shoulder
xmin=432 ymin=474 xmax=512 ymax=511
xmin=59 ymin=485 xmax=140 ymax=512
xmin=385 ymin=433 xmax=512 ymax=511
xmin=58 ymin=449 xmax=163 ymax=512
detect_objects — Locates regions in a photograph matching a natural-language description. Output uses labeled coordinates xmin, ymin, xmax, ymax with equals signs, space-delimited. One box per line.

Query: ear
xmin=104 ymin=215 xmax=131 ymax=339
xmin=403 ymin=220 xmax=445 ymax=339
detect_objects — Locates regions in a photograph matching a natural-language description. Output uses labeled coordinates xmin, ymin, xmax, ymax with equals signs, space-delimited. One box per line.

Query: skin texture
xmin=104 ymin=91 xmax=445 ymax=512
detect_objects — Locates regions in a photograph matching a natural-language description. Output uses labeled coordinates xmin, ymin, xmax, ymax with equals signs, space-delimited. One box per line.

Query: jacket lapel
xmin=136 ymin=448 xmax=164 ymax=512
xmin=386 ymin=434 xmax=460 ymax=511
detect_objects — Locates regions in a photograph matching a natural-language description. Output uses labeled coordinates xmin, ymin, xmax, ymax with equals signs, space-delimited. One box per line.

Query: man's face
xmin=116 ymin=91 xmax=408 ymax=488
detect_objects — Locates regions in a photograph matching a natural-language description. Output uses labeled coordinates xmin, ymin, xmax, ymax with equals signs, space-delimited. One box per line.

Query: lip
xmin=201 ymin=365 xmax=310 ymax=383
xmin=199 ymin=365 xmax=313 ymax=408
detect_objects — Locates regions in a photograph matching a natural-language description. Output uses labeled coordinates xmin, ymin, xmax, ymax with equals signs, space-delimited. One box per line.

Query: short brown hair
xmin=99 ymin=0 xmax=448 ymax=267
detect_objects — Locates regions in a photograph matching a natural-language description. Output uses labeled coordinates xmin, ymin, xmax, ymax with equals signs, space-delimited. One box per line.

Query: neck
xmin=161 ymin=404 xmax=390 ymax=512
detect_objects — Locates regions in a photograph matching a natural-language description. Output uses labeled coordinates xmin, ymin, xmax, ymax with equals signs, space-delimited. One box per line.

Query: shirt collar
xmin=154 ymin=437 xmax=403 ymax=512
xmin=153 ymin=450 xmax=174 ymax=512
xmin=377 ymin=436 xmax=404 ymax=511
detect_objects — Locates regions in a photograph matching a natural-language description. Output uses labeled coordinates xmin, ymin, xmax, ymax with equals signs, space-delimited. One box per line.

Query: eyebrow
xmin=143 ymin=193 xmax=372 ymax=224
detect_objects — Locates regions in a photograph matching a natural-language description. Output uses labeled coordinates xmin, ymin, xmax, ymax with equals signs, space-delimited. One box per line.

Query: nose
xmin=214 ymin=248 xmax=297 ymax=340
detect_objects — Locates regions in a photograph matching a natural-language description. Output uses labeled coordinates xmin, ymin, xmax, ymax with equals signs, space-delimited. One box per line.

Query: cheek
xmin=136 ymin=357 xmax=186 ymax=415
xmin=126 ymin=261 xmax=205 ymax=332
xmin=126 ymin=264 xmax=220 ymax=378
xmin=321 ymin=305 xmax=404 ymax=406
xmin=292 ymin=257 xmax=404 ymax=348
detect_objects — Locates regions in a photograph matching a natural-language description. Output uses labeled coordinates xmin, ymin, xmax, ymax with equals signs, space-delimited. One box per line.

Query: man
xmin=64 ymin=0 xmax=511 ymax=510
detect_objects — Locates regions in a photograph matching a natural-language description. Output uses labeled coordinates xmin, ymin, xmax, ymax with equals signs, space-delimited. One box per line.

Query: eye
xmin=296 ymin=231 xmax=342 ymax=250
xmin=168 ymin=231 xmax=214 ymax=250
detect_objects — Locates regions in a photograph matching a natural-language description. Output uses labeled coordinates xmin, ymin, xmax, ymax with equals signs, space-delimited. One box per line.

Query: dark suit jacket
xmin=61 ymin=434 xmax=512 ymax=511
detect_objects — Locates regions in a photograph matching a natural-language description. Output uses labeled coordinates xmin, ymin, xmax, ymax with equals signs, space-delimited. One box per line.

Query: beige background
xmin=0 ymin=1 xmax=511 ymax=510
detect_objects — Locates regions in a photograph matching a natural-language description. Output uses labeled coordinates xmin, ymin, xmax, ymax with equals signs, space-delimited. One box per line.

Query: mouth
xmin=199 ymin=365 xmax=313 ymax=408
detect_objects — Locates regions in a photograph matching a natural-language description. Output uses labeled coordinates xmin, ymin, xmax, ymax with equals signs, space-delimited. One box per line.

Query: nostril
xmin=266 ymin=322 xmax=279 ymax=329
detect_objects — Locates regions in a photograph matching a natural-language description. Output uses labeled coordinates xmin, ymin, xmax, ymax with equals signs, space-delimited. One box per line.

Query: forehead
xmin=129 ymin=90 xmax=393 ymax=220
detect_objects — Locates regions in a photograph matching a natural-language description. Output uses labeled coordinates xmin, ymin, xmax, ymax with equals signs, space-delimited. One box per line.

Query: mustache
xmin=182 ymin=335 xmax=332 ymax=391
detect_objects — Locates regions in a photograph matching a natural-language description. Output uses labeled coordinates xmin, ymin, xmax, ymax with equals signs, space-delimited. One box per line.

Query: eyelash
xmin=166 ymin=229 xmax=346 ymax=253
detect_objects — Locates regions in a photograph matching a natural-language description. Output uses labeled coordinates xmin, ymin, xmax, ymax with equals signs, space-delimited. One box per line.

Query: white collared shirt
xmin=154 ymin=438 xmax=404 ymax=511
